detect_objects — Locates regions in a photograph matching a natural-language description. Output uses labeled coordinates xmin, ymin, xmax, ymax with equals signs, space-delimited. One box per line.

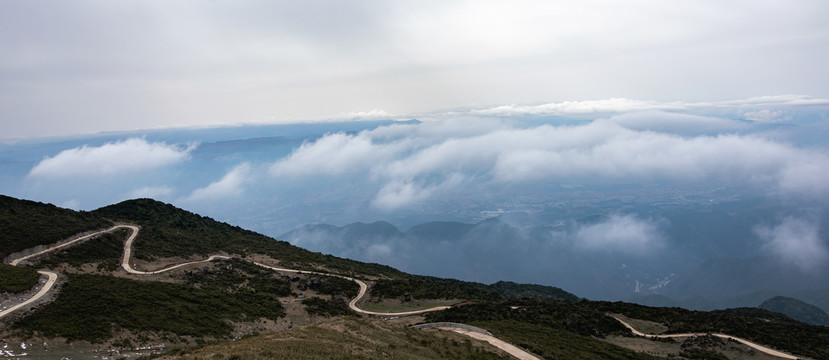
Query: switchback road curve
xmin=609 ymin=315 xmax=800 ymax=359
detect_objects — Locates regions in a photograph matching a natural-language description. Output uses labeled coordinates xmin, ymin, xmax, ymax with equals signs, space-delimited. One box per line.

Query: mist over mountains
xmin=3 ymin=97 xmax=829 ymax=312
xmin=280 ymin=200 xmax=829 ymax=312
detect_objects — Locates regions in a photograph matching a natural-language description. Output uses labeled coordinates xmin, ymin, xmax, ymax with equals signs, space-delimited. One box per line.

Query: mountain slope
xmin=759 ymin=296 xmax=829 ymax=326
xmin=94 ymin=199 xmax=407 ymax=278
xmin=0 ymin=195 xmax=111 ymax=258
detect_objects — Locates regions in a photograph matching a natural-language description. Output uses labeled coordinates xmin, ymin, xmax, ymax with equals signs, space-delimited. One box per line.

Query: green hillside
xmin=93 ymin=199 xmax=406 ymax=279
xmin=0 ymin=195 xmax=111 ymax=258
xmin=0 ymin=263 xmax=39 ymax=293
xmin=158 ymin=317 xmax=504 ymax=360
xmin=590 ymin=301 xmax=829 ymax=360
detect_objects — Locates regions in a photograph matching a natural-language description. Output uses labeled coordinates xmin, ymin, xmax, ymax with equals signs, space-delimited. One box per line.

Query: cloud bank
xmin=469 ymin=95 xmax=829 ymax=118
xmin=574 ymin=215 xmax=664 ymax=255
xmin=756 ymin=217 xmax=829 ymax=272
xmin=185 ymin=163 xmax=251 ymax=202
xmin=268 ymin=117 xmax=829 ymax=210
xmin=29 ymin=138 xmax=195 ymax=178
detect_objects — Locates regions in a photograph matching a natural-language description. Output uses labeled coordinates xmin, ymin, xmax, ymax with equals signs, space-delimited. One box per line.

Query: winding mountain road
xmin=1 ymin=225 xmax=132 ymax=319
xmin=2 ymin=225 xmax=807 ymax=360
xmin=609 ymin=315 xmax=800 ymax=359
xmin=4 ymin=224 xmax=533 ymax=358
xmin=119 ymin=224 xmax=231 ymax=275
xmin=23 ymin=225 xmax=807 ymax=360
xmin=251 ymin=262 xmax=451 ymax=316
xmin=0 ymin=271 xmax=57 ymax=319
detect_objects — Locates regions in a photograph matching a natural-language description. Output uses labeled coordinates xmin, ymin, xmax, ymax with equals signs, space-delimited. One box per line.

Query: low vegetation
xmin=425 ymin=300 xmax=629 ymax=338
xmin=0 ymin=195 xmax=111 ymax=258
xmin=35 ymin=229 xmax=128 ymax=269
xmin=300 ymin=276 xmax=360 ymax=298
xmin=488 ymin=281 xmax=581 ymax=302
xmin=590 ymin=301 xmax=829 ymax=360
xmin=472 ymin=320 xmax=658 ymax=360
xmin=0 ymin=263 xmax=39 ymax=293
xmin=302 ymin=297 xmax=353 ymax=317
xmin=370 ymin=277 xmax=580 ymax=303
xmin=14 ymin=272 xmax=286 ymax=343
xmin=93 ymin=199 xmax=407 ymax=278
xmin=154 ymin=317 xmax=505 ymax=360
xmin=370 ymin=277 xmax=500 ymax=302
xmin=184 ymin=259 xmax=292 ymax=297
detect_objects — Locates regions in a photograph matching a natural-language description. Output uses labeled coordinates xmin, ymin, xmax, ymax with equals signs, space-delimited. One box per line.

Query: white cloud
xmin=61 ymin=199 xmax=80 ymax=210
xmin=470 ymin=96 xmax=829 ymax=118
xmin=128 ymin=186 xmax=173 ymax=199
xmin=29 ymin=138 xmax=194 ymax=178
xmin=366 ymin=243 xmax=393 ymax=260
xmin=268 ymin=118 xmax=829 ymax=210
xmin=269 ymin=133 xmax=393 ymax=177
xmin=744 ymin=109 xmax=785 ymax=123
xmin=755 ymin=217 xmax=829 ymax=272
xmin=372 ymin=173 xmax=465 ymax=211
xmin=574 ymin=214 xmax=664 ymax=255
xmin=473 ymin=98 xmax=687 ymax=116
xmin=185 ymin=163 xmax=251 ymax=202
xmin=605 ymin=111 xmax=746 ymax=134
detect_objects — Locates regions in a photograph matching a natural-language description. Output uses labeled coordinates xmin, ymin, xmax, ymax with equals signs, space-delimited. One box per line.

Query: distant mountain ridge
xmin=282 ymin=213 xmax=829 ymax=315
xmin=759 ymin=296 xmax=829 ymax=326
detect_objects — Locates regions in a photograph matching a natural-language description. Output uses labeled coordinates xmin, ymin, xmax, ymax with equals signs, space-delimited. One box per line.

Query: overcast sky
xmin=2 ymin=0 xmax=829 ymax=139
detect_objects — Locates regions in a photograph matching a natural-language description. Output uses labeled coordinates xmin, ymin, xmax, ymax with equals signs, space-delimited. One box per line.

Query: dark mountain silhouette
xmin=759 ymin=296 xmax=829 ymax=326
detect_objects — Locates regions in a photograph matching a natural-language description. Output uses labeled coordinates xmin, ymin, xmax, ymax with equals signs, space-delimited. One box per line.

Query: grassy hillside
xmin=425 ymin=300 xmax=629 ymax=338
xmin=369 ymin=278 xmax=580 ymax=303
xmin=422 ymin=300 xmax=659 ymax=359
xmin=14 ymin=267 xmax=288 ymax=342
xmin=0 ymin=263 xmax=39 ymax=293
xmin=157 ymin=317 xmax=505 ymax=360
xmin=93 ymin=199 xmax=407 ymax=279
xmin=0 ymin=195 xmax=111 ymax=258
xmin=590 ymin=301 xmax=829 ymax=360
xmin=35 ymin=229 xmax=128 ymax=271
xmin=473 ymin=321 xmax=659 ymax=360
xmin=489 ymin=281 xmax=581 ymax=302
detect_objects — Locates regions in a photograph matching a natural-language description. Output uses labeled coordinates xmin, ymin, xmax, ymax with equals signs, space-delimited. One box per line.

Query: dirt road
xmin=439 ymin=326 xmax=542 ymax=360
xmin=251 ymin=262 xmax=451 ymax=316
xmin=0 ymin=270 xmax=57 ymax=319
xmin=610 ymin=315 xmax=800 ymax=359
xmin=4 ymin=225 xmax=805 ymax=360
xmin=119 ymin=224 xmax=231 ymax=274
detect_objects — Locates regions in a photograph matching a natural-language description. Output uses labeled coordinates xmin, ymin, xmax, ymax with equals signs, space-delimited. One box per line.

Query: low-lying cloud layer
xmin=574 ymin=214 xmax=664 ymax=255
xmin=756 ymin=217 xmax=829 ymax=273
xmin=268 ymin=114 xmax=829 ymax=210
xmin=29 ymin=138 xmax=195 ymax=178
xmin=184 ymin=163 xmax=251 ymax=202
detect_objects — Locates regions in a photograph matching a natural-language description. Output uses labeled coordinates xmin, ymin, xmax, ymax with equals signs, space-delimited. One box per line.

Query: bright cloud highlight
xmin=756 ymin=217 xmax=829 ymax=272
xmin=574 ymin=215 xmax=664 ymax=255
xmin=29 ymin=138 xmax=194 ymax=178
xmin=185 ymin=163 xmax=251 ymax=202
xmin=268 ymin=117 xmax=829 ymax=210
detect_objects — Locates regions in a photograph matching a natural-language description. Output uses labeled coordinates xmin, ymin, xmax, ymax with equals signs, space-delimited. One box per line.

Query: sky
xmin=2 ymin=0 xmax=829 ymax=140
